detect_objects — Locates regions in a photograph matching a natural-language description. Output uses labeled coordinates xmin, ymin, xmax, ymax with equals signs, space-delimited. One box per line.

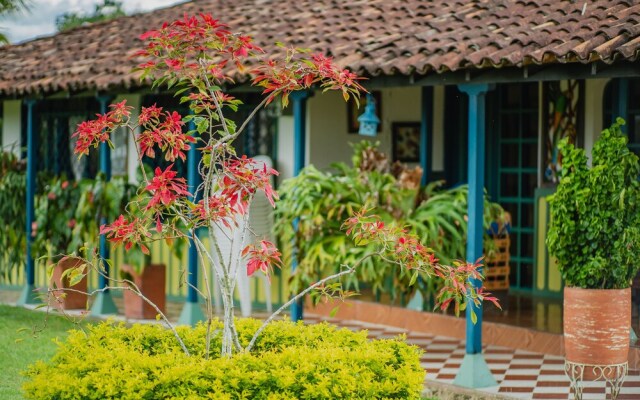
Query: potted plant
xmin=34 ymin=177 xmax=89 ymax=309
xmin=547 ymin=118 xmax=640 ymax=373
xmin=119 ymin=247 xmax=167 ymax=320
xmin=37 ymin=173 xmax=135 ymax=309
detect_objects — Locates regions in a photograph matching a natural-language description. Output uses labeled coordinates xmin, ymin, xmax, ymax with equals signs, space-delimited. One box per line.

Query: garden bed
xmin=23 ymin=318 xmax=425 ymax=399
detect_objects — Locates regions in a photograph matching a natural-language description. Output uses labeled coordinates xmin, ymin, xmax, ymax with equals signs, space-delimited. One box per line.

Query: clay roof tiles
xmin=0 ymin=0 xmax=639 ymax=96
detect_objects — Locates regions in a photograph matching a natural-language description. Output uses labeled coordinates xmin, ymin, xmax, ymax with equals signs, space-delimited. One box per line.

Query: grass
xmin=0 ymin=305 xmax=84 ymax=399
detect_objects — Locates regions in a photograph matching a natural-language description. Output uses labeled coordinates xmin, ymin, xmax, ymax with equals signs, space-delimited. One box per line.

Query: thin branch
xmin=68 ymin=256 xmax=190 ymax=355
xmin=245 ymin=252 xmax=379 ymax=353
xmin=182 ymin=277 xmax=208 ymax=300
xmin=233 ymin=95 xmax=273 ymax=139
xmin=245 ymin=267 xmax=355 ymax=352
xmin=191 ymin=227 xmax=215 ymax=359
xmin=199 ymin=60 xmax=231 ymax=139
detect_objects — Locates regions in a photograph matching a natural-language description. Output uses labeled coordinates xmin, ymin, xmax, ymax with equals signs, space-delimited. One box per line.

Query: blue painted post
xmin=290 ymin=90 xmax=311 ymax=322
xmin=18 ymin=99 xmax=39 ymax=306
xmin=453 ymin=83 xmax=497 ymax=389
xmin=420 ymin=86 xmax=433 ymax=186
xmin=614 ymin=78 xmax=637 ymax=341
xmin=90 ymin=95 xmax=119 ymax=316
xmin=179 ymin=117 xmax=206 ymax=325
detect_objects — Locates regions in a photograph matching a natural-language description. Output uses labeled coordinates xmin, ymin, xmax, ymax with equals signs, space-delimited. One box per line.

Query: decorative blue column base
xmin=453 ymin=353 xmax=498 ymax=389
xmin=406 ymin=290 xmax=424 ymax=311
xmin=290 ymin=300 xmax=303 ymax=322
xmin=178 ymin=301 xmax=206 ymax=326
xmin=17 ymin=284 xmax=39 ymax=306
xmin=90 ymin=291 xmax=118 ymax=316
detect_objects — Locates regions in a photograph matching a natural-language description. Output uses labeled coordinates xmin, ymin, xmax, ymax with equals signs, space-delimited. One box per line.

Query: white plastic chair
xmin=210 ymin=155 xmax=274 ymax=317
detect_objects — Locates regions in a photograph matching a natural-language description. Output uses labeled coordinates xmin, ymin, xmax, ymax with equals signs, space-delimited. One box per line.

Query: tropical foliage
xmin=276 ymin=142 xmax=507 ymax=306
xmin=56 ymin=0 xmax=125 ymax=32
xmin=0 ymin=151 xmax=27 ymax=281
xmin=0 ymin=0 xmax=28 ymax=43
xmin=547 ymin=118 xmax=640 ymax=289
xmin=32 ymin=174 xmax=135 ymax=260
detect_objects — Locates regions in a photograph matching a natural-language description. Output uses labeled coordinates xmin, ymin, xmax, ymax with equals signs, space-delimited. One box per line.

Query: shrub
xmin=23 ymin=320 xmax=425 ymax=400
xmin=547 ymin=118 xmax=640 ymax=289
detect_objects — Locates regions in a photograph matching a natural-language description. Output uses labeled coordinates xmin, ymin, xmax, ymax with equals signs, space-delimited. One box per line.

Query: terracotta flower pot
xmin=564 ymin=287 xmax=630 ymax=376
xmin=50 ymin=257 xmax=88 ymax=309
xmin=121 ymin=263 xmax=166 ymax=320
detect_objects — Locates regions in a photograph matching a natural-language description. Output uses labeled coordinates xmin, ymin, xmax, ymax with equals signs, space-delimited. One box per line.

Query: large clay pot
xmin=121 ymin=263 xmax=166 ymax=320
xmin=564 ymin=287 xmax=630 ymax=372
xmin=50 ymin=257 xmax=88 ymax=309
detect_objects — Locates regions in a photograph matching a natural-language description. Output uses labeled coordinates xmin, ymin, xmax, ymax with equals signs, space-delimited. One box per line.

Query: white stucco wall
xmin=112 ymin=94 xmax=141 ymax=183
xmin=276 ymin=115 xmax=294 ymax=181
xmin=275 ymin=86 xmax=445 ymax=176
xmin=307 ymin=90 xmax=363 ymax=170
xmin=583 ymin=78 xmax=609 ymax=162
xmin=2 ymin=100 xmax=21 ymax=155
xmin=306 ymin=87 xmax=423 ymax=171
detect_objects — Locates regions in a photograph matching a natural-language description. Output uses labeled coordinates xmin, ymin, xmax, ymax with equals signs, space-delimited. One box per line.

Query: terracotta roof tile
xmin=1 ymin=0 xmax=639 ymax=96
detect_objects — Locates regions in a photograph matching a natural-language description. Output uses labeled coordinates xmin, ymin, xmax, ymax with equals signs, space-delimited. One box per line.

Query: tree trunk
xmin=221 ymin=278 xmax=236 ymax=357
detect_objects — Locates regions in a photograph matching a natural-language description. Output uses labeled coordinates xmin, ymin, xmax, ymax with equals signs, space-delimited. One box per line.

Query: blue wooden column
xmin=90 ymin=95 xmax=119 ymax=316
xmin=453 ymin=83 xmax=497 ymax=389
xmin=18 ymin=99 xmax=39 ymax=306
xmin=613 ymin=78 xmax=637 ymax=340
xmin=290 ymin=90 xmax=312 ymax=322
xmin=179 ymin=117 xmax=206 ymax=325
xmin=420 ymin=86 xmax=433 ymax=186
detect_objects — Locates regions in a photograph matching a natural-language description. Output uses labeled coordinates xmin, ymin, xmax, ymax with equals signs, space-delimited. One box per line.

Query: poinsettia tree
xmin=62 ymin=13 xmax=497 ymax=357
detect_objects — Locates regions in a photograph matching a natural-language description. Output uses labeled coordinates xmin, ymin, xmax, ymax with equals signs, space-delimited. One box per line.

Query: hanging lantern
xmin=357 ymin=93 xmax=380 ymax=136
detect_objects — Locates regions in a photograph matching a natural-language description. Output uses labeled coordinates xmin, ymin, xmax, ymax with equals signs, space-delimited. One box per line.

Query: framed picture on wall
xmin=391 ymin=122 xmax=421 ymax=162
xmin=347 ymin=91 xmax=382 ymax=133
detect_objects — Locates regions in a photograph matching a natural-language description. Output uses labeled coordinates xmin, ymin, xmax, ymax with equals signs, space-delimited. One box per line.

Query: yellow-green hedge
xmin=23 ymin=319 xmax=425 ymax=399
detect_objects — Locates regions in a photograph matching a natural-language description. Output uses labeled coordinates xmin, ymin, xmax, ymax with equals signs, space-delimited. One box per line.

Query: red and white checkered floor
xmin=306 ymin=315 xmax=640 ymax=400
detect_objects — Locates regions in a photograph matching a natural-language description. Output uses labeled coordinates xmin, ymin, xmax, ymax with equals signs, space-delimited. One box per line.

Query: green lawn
xmin=0 ymin=305 xmax=84 ymax=399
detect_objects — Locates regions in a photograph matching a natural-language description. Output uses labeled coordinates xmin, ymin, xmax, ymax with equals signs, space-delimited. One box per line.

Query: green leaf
xmin=409 ymin=271 xmax=418 ymax=286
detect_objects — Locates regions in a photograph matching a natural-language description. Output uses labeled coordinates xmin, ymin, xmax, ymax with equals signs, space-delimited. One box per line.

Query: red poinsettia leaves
xmin=242 ymin=240 xmax=282 ymax=280
xmin=100 ymin=215 xmax=152 ymax=255
xmin=72 ymin=100 xmax=132 ymax=156
xmin=145 ymin=164 xmax=191 ymax=210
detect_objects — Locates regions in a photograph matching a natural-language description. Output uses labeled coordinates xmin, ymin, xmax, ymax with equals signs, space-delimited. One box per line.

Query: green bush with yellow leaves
xmin=23 ymin=319 xmax=425 ymax=399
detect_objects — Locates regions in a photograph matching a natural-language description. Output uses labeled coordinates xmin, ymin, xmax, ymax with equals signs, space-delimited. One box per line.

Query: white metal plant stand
xmin=564 ymin=361 xmax=627 ymax=400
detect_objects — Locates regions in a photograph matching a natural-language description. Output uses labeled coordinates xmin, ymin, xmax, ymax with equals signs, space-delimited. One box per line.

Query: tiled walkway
xmin=306 ymin=314 xmax=640 ymax=400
